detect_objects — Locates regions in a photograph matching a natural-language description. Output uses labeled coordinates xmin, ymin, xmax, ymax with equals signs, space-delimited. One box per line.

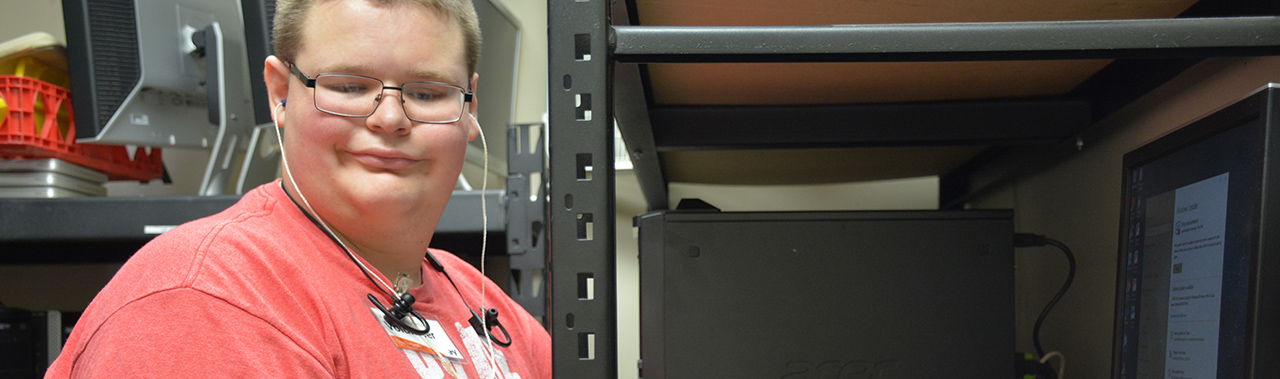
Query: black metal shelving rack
xmin=546 ymin=0 xmax=1280 ymax=376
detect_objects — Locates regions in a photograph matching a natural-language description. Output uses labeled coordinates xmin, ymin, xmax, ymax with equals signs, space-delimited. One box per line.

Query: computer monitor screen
xmin=63 ymin=0 xmax=256 ymax=149
xmin=1113 ymin=84 xmax=1280 ymax=379
xmin=470 ymin=0 xmax=521 ymax=164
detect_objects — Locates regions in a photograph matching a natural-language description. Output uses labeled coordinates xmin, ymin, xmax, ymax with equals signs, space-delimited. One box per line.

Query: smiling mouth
xmin=349 ymin=152 xmax=421 ymax=170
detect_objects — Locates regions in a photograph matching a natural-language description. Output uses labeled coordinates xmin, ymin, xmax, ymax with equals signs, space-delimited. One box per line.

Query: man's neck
xmin=280 ymin=181 xmax=431 ymax=289
xmin=340 ymin=235 xmax=426 ymax=290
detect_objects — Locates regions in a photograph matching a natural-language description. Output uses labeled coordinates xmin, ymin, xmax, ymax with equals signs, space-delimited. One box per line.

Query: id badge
xmin=370 ymin=308 xmax=465 ymax=360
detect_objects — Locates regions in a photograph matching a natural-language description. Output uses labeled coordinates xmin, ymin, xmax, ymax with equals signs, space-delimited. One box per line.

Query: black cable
xmin=427 ymin=250 xmax=513 ymax=347
xmin=1014 ymin=233 xmax=1077 ymax=358
xmin=280 ymin=183 xmax=398 ymax=300
xmin=1035 ymin=239 xmax=1075 ymax=358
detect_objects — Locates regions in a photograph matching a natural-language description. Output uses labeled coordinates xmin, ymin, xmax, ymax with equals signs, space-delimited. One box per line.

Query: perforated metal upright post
xmin=548 ymin=0 xmax=617 ymax=377
xmin=505 ymin=123 xmax=548 ymax=321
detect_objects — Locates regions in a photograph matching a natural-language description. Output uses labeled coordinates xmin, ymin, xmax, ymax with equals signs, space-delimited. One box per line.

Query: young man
xmin=46 ymin=0 xmax=550 ymax=377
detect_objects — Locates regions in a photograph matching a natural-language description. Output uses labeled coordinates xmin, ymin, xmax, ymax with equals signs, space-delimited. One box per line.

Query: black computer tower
xmin=637 ymin=209 xmax=1014 ymax=378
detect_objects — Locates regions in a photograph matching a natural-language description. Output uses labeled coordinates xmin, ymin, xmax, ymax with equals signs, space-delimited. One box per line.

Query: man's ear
xmin=467 ymin=72 xmax=480 ymax=142
xmin=264 ymin=55 xmax=291 ymax=125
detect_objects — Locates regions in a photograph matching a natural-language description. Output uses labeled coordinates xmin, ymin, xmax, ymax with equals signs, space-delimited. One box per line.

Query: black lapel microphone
xmin=370 ymin=293 xmax=431 ymax=334
xmin=469 ymin=307 xmax=513 ymax=347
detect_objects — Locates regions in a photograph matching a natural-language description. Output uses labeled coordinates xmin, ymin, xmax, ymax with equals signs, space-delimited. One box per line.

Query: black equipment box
xmin=636 ymin=209 xmax=1014 ymax=378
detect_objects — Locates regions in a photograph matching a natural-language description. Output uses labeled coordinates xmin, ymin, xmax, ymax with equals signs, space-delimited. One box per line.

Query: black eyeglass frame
xmin=287 ymin=63 xmax=474 ymax=124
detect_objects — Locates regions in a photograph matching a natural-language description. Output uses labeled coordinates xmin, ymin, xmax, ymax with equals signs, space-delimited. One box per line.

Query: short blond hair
xmin=272 ymin=0 xmax=482 ymax=74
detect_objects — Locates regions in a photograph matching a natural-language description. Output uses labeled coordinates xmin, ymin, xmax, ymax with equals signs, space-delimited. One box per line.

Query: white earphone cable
xmin=473 ymin=113 xmax=489 ymax=319
xmin=274 ymin=101 xmax=398 ymax=296
xmin=471 ymin=113 xmax=507 ymax=379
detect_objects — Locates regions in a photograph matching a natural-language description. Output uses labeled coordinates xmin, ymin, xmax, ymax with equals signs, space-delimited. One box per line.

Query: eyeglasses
xmin=288 ymin=63 xmax=473 ymax=124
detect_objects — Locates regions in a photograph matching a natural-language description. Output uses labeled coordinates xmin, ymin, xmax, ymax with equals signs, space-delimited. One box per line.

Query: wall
xmin=969 ymin=56 xmax=1280 ymax=378
xmin=0 ymin=0 xmax=64 ymax=44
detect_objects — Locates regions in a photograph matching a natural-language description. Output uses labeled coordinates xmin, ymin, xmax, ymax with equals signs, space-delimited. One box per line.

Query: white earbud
xmin=273 ymin=101 xmax=286 ymax=127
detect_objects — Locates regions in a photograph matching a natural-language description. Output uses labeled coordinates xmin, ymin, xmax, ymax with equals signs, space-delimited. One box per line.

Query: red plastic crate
xmin=0 ymin=75 xmax=163 ymax=181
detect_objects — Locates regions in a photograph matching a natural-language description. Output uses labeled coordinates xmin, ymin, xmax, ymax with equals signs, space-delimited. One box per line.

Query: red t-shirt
xmin=46 ymin=182 xmax=551 ymax=378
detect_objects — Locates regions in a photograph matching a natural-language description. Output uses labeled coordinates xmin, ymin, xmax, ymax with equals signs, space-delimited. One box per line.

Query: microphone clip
xmin=369 ymin=293 xmax=431 ymax=335
xmin=469 ymin=307 xmax=513 ymax=347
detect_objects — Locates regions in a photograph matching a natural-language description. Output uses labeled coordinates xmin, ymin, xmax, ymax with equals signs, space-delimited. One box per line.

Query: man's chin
xmin=352 ymin=184 xmax=446 ymax=210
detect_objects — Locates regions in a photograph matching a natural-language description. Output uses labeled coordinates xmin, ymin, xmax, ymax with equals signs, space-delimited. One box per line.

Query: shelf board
xmin=610 ymin=12 xmax=1280 ymax=209
xmin=0 ymin=190 xmax=504 ymax=263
